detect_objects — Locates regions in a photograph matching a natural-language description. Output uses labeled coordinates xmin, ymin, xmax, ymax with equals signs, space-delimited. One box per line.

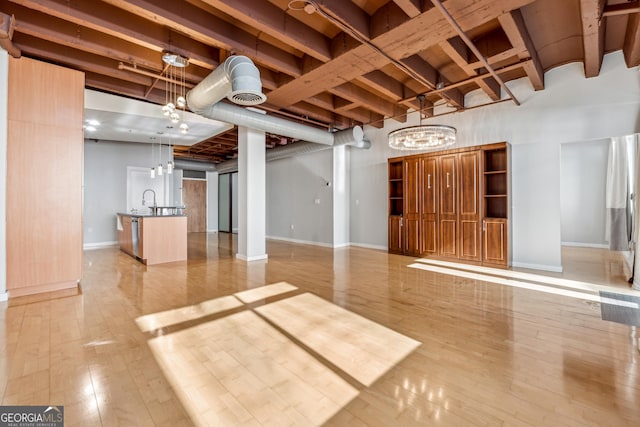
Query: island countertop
xmin=116 ymin=213 xmax=187 ymax=265
xmin=117 ymin=212 xmax=186 ymax=218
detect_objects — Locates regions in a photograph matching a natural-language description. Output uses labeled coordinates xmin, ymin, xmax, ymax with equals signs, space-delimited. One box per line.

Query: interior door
xmin=439 ymin=154 xmax=458 ymax=258
xmin=183 ymin=179 xmax=207 ymax=232
xmin=421 ymin=156 xmax=438 ymax=255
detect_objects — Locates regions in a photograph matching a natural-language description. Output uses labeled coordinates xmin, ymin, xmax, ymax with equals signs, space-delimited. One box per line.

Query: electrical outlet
xmin=290 ymin=224 xmax=294 ymax=230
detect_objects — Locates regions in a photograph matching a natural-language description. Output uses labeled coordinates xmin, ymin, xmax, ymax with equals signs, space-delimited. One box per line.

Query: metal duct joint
xmin=0 ymin=13 xmax=21 ymax=59
xmin=187 ymin=55 xmax=266 ymax=112
xmin=186 ymin=55 xmax=369 ymax=149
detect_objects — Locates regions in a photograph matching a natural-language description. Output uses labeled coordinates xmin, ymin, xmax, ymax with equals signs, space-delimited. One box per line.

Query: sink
xmin=149 ymin=206 xmax=185 ymax=216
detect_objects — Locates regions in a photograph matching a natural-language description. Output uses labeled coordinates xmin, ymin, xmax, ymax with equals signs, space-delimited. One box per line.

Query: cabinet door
xmin=420 ymin=156 xmax=438 ymax=255
xmin=483 ymin=218 xmax=508 ymax=266
xmin=389 ymin=216 xmax=403 ymax=254
xmin=459 ymin=151 xmax=481 ymax=261
xmin=404 ymin=157 xmax=421 ymax=255
xmin=121 ymin=216 xmax=134 ymax=256
xmin=439 ymin=154 xmax=458 ymax=258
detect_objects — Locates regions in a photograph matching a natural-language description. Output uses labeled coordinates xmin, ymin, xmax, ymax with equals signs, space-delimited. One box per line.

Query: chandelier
xmin=388 ymin=95 xmax=456 ymax=150
xmin=161 ymin=52 xmax=189 ymax=134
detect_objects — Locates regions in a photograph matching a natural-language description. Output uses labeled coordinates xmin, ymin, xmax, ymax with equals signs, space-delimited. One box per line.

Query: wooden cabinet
xmin=420 ymin=157 xmax=438 ymax=255
xmin=118 ymin=216 xmax=134 ymax=256
xmin=388 ymin=142 xmax=510 ymax=268
xmin=6 ymin=57 xmax=84 ymax=297
xmin=439 ymin=154 xmax=458 ymax=258
xmin=404 ymin=157 xmax=421 ymax=255
xmin=388 ymin=216 xmax=403 ymax=253
xmin=481 ymin=143 xmax=511 ymax=267
xmin=388 ymin=159 xmax=404 ymax=254
xmin=483 ymin=218 xmax=508 ymax=265
xmin=458 ymin=151 xmax=481 ymax=262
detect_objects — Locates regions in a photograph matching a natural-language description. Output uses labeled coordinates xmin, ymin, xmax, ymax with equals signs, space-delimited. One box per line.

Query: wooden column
xmin=6 ymin=57 xmax=84 ymax=297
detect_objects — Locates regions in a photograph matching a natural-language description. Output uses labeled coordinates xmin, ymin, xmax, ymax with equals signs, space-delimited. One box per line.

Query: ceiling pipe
xmin=186 ymin=55 xmax=368 ymax=148
xmin=429 ymin=0 xmax=520 ymax=106
xmin=212 ymin=135 xmax=370 ymax=174
xmin=0 ymin=13 xmax=21 ymax=58
xmin=175 ymin=132 xmax=371 ymax=174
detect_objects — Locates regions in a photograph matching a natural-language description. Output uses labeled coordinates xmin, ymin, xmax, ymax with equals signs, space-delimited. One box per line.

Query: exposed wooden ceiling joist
xmin=4 ymin=0 xmax=637 ymax=163
xmin=579 ymin=0 xmax=606 ymax=78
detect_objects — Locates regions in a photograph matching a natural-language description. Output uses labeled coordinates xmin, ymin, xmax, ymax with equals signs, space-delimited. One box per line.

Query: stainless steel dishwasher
xmin=131 ymin=217 xmax=140 ymax=257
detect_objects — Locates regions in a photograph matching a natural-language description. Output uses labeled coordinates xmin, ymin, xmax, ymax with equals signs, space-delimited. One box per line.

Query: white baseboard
xmin=266 ymin=235 xmax=335 ymax=248
xmin=349 ymin=242 xmax=388 ymax=251
xmin=333 ymin=243 xmax=350 ymax=249
xmin=83 ymin=241 xmax=118 ymax=250
xmin=207 ymin=229 xmax=219 ymax=233
xmin=512 ymin=261 xmax=563 ymax=273
xmin=561 ymin=242 xmax=609 ymax=249
xmin=0 ymin=291 xmax=7 ymax=302
xmin=235 ymin=253 xmax=268 ymax=262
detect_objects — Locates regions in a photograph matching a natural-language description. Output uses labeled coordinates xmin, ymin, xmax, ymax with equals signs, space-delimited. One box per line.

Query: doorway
xmin=218 ymin=172 xmax=238 ymax=233
xmin=183 ymin=178 xmax=207 ymax=232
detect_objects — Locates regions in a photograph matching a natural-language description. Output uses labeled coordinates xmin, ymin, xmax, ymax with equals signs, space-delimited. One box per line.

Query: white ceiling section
xmin=83 ymin=89 xmax=234 ymax=146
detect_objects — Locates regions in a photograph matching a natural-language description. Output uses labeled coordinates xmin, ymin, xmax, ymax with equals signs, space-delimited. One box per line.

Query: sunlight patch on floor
xmin=409 ymin=262 xmax=639 ymax=308
xmin=234 ymin=282 xmax=298 ymax=303
xmin=138 ymin=283 xmax=421 ymax=426
xmin=135 ymin=295 xmax=243 ymax=332
xmin=256 ymin=293 xmax=421 ymax=387
xmin=148 ymin=310 xmax=359 ymax=426
xmin=415 ymin=258 xmax=640 ymax=296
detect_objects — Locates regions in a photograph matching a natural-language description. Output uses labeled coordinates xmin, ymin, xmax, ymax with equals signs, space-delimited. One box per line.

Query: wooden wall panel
xmin=183 ymin=179 xmax=207 ymax=232
xmin=6 ymin=57 xmax=84 ymax=296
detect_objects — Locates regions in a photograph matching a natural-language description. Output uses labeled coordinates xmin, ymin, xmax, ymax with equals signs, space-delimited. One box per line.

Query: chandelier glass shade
xmin=388 ymin=94 xmax=456 ymax=150
xmin=161 ymin=52 xmax=189 ymax=134
xmin=388 ymin=125 xmax=457 ymax=150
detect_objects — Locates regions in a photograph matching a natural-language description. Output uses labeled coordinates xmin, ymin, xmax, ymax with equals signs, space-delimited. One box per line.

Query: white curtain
xmin=606 ymin=136 xmax=630 ymax=251
xmin=630 ymin=134 xmax=640 ymax=290
xmin=607 ymin=134 xmax=640 ymax=288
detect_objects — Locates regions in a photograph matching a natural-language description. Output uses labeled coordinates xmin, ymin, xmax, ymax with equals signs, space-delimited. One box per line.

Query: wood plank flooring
xmin=0 ymin=234 xmax=639 ymax=426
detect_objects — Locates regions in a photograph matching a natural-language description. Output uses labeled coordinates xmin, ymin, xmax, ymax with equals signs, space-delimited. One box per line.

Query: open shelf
xmin=484 ymin=149 xmax=507 ymax=172
xmin=483 ymin=147 xmax=508 ymax=219
xmin=389 ymin=159 xmax=404 ymax=216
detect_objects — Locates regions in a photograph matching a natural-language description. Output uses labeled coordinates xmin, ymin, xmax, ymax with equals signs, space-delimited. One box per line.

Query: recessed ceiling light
xmin=86 ymin=119 xmax=100 ymax=126
xmin=85 ymin=126 xmax=96 ymax=132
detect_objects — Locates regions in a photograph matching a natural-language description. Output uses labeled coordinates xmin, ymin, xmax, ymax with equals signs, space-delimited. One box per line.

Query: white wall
xmin=83 ymin=140 xmax=178 ymax=247
xmin=352 ymin=51 xmax=640 ymax=270
xmin=560 ymin=139 xmax=609 ymax=246
xmin=206 ymin=171 xmax=219 ymax=231
xmin=266 ymin=149 xmax=334 ymax=246
xmin=0 ymin=50 xmax=8 ymax=299
xmin=511 ymin=142 xmax=563 ymax=270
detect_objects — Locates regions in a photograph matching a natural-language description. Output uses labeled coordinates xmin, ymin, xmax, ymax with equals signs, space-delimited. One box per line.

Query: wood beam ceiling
xmin=579 ymin=0 xmax=606 ymax=78
xmin=498 ymin=9 xmax=544 ymax=90
xmin=4 ymin=0 xmax=636 ymax=163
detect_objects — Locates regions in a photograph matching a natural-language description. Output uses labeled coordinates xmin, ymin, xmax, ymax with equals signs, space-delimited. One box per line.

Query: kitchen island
xmin=117 ymin=213 xmax=187 ymax=265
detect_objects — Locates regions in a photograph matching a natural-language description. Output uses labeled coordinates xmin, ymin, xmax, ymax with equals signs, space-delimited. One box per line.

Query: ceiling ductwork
xmin=175 ymin=129 xmax=371 ymax=174
xmin=186 ymin=55 xmax=369 ymax=149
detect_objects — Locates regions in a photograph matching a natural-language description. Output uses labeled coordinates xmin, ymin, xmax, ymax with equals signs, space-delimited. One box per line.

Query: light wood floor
xmin=1 ymin=234 xmax=639 ymax=426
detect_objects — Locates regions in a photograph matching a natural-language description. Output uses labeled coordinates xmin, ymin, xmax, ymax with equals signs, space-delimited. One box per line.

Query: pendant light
xmin=388 ymin=95 xmax=457 ymax=150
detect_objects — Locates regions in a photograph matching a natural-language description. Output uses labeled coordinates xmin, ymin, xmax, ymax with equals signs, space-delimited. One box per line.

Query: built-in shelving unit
xmin=388 ymin=142 xmax=511 ymax=267
xmin=388 ymin=158 xmax=404 ymax=254
xmin=388 ymin=159 xmax=404 ymax=216
xmin=481 ymin=143 xmax=511 ymax=267
xmin=483 ymin=147 xmax=508 ymax=219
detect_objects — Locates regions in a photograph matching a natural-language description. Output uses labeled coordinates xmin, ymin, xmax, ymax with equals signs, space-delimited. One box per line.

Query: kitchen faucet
xmin=142 ymin=189 xmax=157 ymax=207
